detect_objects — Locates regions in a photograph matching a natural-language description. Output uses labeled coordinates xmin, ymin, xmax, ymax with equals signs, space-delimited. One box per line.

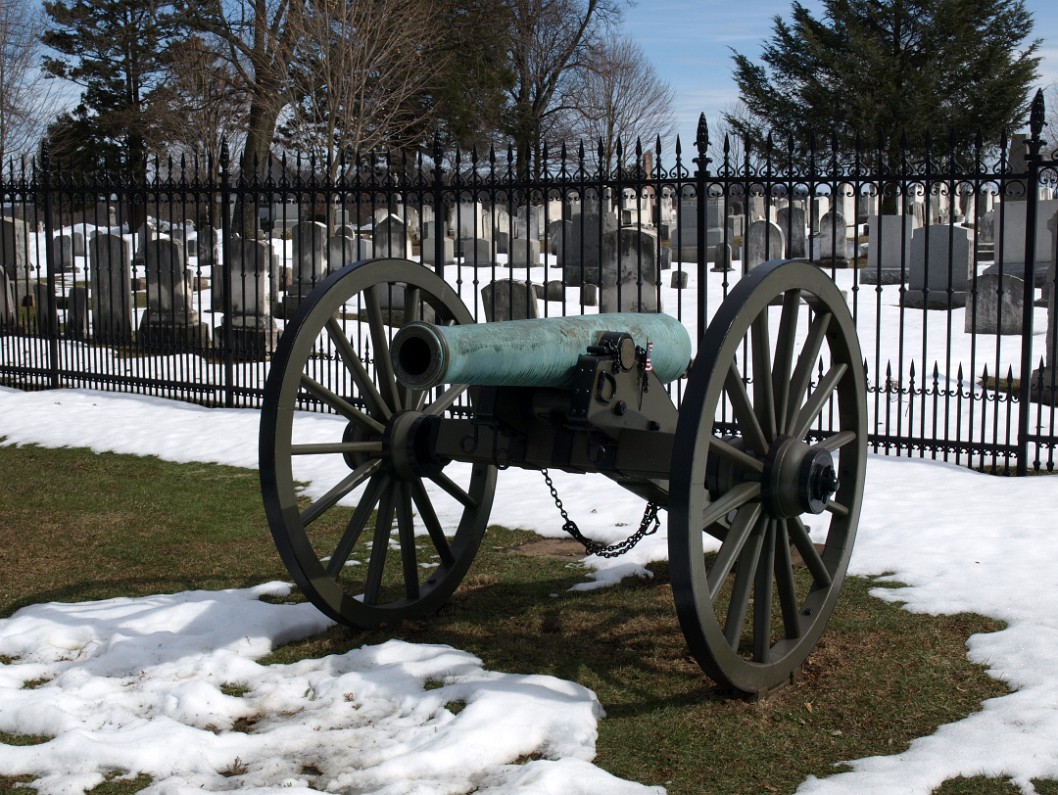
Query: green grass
xmin=0 ymin=442 xmax=1038 ymax=795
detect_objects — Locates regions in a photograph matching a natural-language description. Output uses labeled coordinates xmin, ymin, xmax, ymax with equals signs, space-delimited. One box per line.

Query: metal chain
xmin=541 ymin=468 xmax=660 ymax=558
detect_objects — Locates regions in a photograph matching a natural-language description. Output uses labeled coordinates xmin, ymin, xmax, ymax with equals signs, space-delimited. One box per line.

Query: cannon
xmin=260 ymin=258 xmax=866 ymax=695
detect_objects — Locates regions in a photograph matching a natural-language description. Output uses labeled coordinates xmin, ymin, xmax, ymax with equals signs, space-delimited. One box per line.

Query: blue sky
xmin=621 ymin=0 xmax=1058 ymax=146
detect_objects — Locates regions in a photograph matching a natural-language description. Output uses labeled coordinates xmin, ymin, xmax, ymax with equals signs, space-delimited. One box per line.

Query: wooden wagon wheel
xmin=260 ymin=258 xmax=496 ymax=627
xmin=669 ymin=260 xmax=867 ymax=695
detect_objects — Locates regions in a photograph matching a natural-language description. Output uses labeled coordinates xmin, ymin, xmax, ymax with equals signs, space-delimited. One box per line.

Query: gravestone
xmin=1031 ymin=213 xmax=1058 ymax=403
xmin=197 ymin=226 xmax=220 ymax=267
xmin=132 ymin=223 xmax=158 ymax=265
xmin=89 ymin=233 xmax=135 ymax=344
xmin=482 ymin=279 xmax=539 ymax=322
xmin=862 ymin=214 xmax=914 ymax=284
xmin=0 ymin=218 xmax=28 ymax=281
xmin=902 ymin=225 xmax=972 ymax=308
xmin=0 ymin=269 xmax=13 ymax=327
xmin=965 ymin=273 xmax=1024 ymax=335
xmin=671 ymin=270 xmax=689 ymax=289
xmin=492 ymin=230 xmax=510 ymax=255
xmin=327 ymin=235 xmax=372 ymax=271
xmin=599 ymin=228 xmax=660 ymax=313
xmin=561 ymin=204 xmax=619 ymax=283
xmin=548 ymin=219 xmax=573 ymax=256
xmin=776 ymin=206 xmax=807 ymax=258
xmin=744 ymin=220 xmax=785 ymax=272
xmin=811 ymin=197 xmax=831 ymax=233
xmin=515 ymin=205 xmax=543 ymax=242
xmin=542 ymin=280 xmax=565 ymax=301
xmin=817 ymin=211 xmax=849 ymax=265
xmin=372 ymin=282 xmax=437 ymax=327
xmin=34 ymin=283 xmax=58 ymax=337
xmin=291 ymin=220 xmax=328 ymax=289
xmin=71 ymin=231 xmax=86 ymax=257
xmin=457 ymin=203 xmax=490 ymax=241
xmin=216 ymin=239 xmax=279 ymax=360
xmin=508 ymin=238 xmax=541 ymax=267
xmin=421 ymin=237 xmax=455 ymax=266
xmin=54 ymin=235 xmax=76 ymax=273
xmin=373 ymin=215 xmax=412 ymax=258
xmin=994 ymin=199 xmax=1058 ymax=286
xmin=138 ymin=238 xmax=210 ymax=351
xmin=461 ymin=238 xmax=494 ymax=267
xmin=66 ymin=286 xmax=89 ymax=340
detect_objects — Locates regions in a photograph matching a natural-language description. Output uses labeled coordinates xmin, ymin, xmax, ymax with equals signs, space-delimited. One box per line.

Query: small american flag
xmin=645 ymin=341 xmax=653 ymax=372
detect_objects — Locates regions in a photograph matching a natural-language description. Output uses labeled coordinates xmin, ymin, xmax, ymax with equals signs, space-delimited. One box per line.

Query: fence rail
xmin=2 ymin=100 xmax=1057 ymax=474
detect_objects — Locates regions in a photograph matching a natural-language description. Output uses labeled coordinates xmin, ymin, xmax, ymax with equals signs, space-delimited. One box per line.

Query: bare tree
xmin=503 ymin=0 xmax=624 ymax=175
xmin=188 ymin=0 xmax=299 ymax=178
xmin=280 ymin=0 xmax=446 ymax=177
xmin=0 ymin=0 xmax=58 ymax=163
xmin=159 ymin=35 xmax=247 ymax=164
xmin=1044 ymin=82 xmax=1058 ymax=161
xmin=565 ymin=33 xmax=674 ymax=172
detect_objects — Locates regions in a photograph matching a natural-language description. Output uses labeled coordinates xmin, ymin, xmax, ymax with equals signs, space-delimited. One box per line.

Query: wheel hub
xmin=382 ymin=411 xmax=445 ymax=480
xmin=762 ymin=437 xmax=839 ymax=518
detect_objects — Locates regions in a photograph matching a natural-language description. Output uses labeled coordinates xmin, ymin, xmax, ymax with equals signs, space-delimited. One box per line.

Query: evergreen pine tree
xmin=728 ymin=0 xmax=1041 ymax=161
xmin=41 ymin=0 xmax=188 ymax=175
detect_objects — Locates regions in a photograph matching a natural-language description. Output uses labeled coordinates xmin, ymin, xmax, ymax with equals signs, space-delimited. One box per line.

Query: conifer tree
xmin=41 ymin=0 xmax=188 ymax=175
xmin=729 ymin=0 xmax=1041 ymax=160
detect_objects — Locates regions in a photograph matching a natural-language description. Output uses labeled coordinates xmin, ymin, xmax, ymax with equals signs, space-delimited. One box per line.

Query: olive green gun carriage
xmin=259 ymin=257 xmax=867 ymax=696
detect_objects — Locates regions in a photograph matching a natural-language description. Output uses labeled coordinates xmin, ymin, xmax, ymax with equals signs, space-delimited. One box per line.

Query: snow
xmin=2 ymin=384 xmax=1058 ymax=794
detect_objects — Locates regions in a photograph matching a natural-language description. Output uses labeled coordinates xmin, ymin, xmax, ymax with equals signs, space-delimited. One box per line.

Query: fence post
xmin=432 ymin=136 xmax=445 ymax=276
xmin=693 ymin=114 xmax=711 ymax=341
xmin=219 ymin=141 xmax=234 ymax=408
xmin=1017 ymin=89 xmax=1045 ymax=475
xmin=38 ymin=143 xmax=60 ymax=389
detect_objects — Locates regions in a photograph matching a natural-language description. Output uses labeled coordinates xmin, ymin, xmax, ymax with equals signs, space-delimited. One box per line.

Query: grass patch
xmin=0 ymin=442 xmax=1035 ymax=794
xmin=0 ymin=732 xmax=50 ymax=746
xmin=86 ymin=773 xmax=152 ymax=795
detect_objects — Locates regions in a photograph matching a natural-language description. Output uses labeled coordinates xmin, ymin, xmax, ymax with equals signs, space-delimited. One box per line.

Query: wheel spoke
xmin=751 ymin=310 xmax=777 ymax=441
xmin=394 ymin=482 xmax=420 ymax=601
xmin=325 ymin=316 xmax=391 ymax=420
xmin=428 ymin=470 xmax=480 ymax=509
xmin=772 ymin=290 xmax=801 ymax=435
xmin=301 ymin=459 xmax=382 ymax=528
xmin=701 ymin=481 xmax=761 ymax=529
xmin=785 ymin=311 xmax=832 ymax=433
xmin=752 ymin=520 xmax=777 ymax=663
xmin=363 ymin=484 xmax=397 ymax=605
xmin=708 ymin=503 xmax=763 ymax=601
xmin=364 ymin=285 xmax=402 ymax=411
xmin=774 ymin=520 xmax=802 ymax=640
xmin=790 ymin=362 xmax=848 ymax=441
xmin=424 ymin=383 xmax=470 ymax=417
xmin=825 ymin=499 xmax=850 ymax=517
xmin=817 ymin=429 xmax=857 ymax=453
xmin=411 ymin=477 xmax=454 ymax=567
xmin=724 ymin=363 xmax=768 ymax=455
xmin=291 ymin=441 xmax=383 ymax=456
xmin=788 ymin=516 xmax=833 ymax=588
xmin=326 ymin=473 xmax=387 ymax=577
xmin=299 ymin=373 xmax=386 ymax=435
xmin=710 ymin=436 xmax=765 ymax=475
xmin=723 ymin=517 xmax=766 ymax=649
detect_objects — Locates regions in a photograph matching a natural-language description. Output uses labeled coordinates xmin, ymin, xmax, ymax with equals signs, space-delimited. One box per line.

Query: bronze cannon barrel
xmin=391 ymin=312 xmax=692 ymax=390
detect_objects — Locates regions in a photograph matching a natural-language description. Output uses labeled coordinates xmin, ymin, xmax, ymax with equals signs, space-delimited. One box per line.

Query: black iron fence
xmin=2 ymin=95 xmax=1057 ymax=474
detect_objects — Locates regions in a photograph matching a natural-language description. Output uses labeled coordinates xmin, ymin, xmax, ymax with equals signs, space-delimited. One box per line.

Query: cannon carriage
xmin=259 ymin=257 xmax=866 ymax=696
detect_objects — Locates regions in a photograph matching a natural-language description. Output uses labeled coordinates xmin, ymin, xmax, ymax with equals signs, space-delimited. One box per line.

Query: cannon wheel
xmin=260 ymin=258 xmax=496 ymax=627
xmin=669 ymin=260 xmax=867 ymax=695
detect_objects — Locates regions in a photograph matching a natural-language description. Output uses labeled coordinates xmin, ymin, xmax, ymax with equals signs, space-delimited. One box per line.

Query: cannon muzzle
xmin=392 ymin=312 xmax=692 ymax=390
